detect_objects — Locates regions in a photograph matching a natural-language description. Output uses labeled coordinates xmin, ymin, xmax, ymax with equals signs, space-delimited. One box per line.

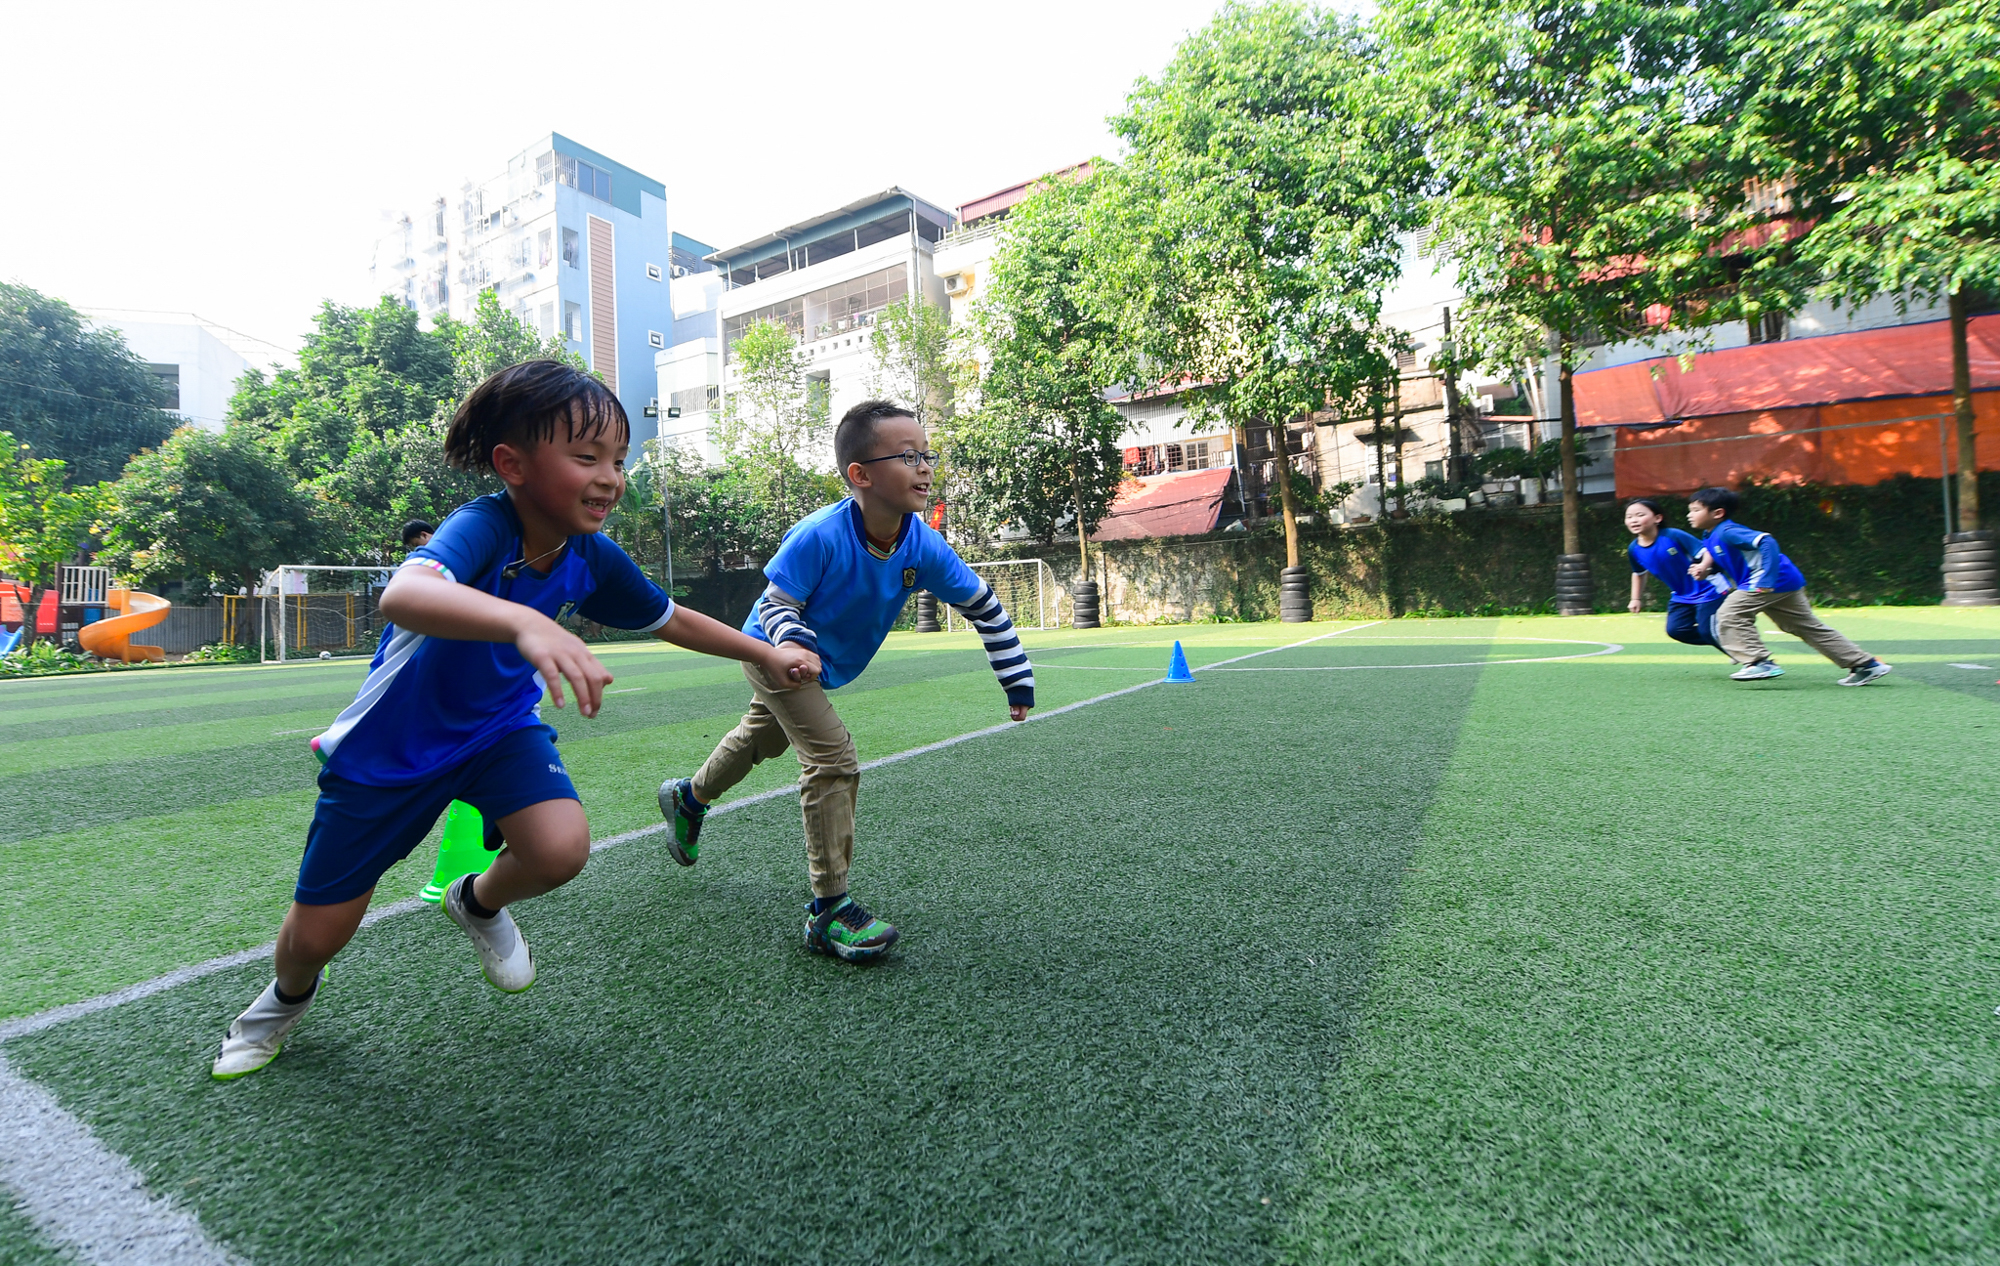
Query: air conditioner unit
xmin=943 ymin=272 xmax=969 ymax=295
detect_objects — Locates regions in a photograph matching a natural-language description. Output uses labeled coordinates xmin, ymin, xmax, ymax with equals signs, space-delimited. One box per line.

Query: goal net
xmin=265 ymin=566 xmax=396 ymax=662
xmin=944 ymin=558 xmax=1061 ymax=632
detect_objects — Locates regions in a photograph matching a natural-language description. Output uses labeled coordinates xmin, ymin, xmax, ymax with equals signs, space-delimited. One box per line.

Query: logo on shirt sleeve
xmin=555 ymin=601 xmax=578 ymax=621
xmin=902 ymin=567 xmax=917 ymax=589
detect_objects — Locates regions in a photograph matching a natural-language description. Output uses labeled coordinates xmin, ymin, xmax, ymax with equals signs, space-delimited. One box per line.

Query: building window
xmin=539 ymin=303 xmax=554 ymax=336
xmin=1166 ymin=443 xmax=1184 ymax=472
xmin=537 ymin=151 xmax=612 ymax=203
xmin=648 ymin=330 xmax=665 ymax=349
xmin=1184 ymin=440 xmax=1212 ymax=470
xmin=147 ymin=364 xmax=180 ymax=411
xmin=539 ymin=229 xmax=553 ymax=267
xmin=1425 ymin=460 xmax=1445 ymax=482
xmin=1748 ymin=311 xmax=1786 ymax=344
xmin=564 ymin=302 xmax=583 ymax=342
xmin=722 ymin=263 xmax=908 ymax=357
xmin=562 ymin=228 xmax=580 ymax=268
xmin=645 ymin=262 xmax=663 ymax=282
xmin=1396 ymin=348 xmax=1418 ymax=371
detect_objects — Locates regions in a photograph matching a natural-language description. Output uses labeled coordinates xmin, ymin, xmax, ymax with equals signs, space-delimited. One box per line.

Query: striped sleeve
xmin=948 ymin=580 xmax=1034 ymax=708
xmin=755 ymin=584 xmax=819 ymax=654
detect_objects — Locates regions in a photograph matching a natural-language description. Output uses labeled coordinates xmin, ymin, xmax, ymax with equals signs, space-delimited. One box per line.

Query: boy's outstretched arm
xmin=657 ymin=603 xmax=821 ymax=687
xmin=382 ymin=566 xmax=613 ymax=717
xmin=946 ymin=580 xmax=1034 ymax=722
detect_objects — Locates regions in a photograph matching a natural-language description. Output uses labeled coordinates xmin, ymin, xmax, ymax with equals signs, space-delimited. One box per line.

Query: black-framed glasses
xmin=856 ymin=449 xmax=940 ymax=469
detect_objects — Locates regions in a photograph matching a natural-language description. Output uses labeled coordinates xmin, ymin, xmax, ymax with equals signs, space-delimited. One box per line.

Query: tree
xmin=0 ymin=283 xmax=177 ymax=485
xmin=99 ymin=425 xmax=319 ymax=598
xmin=957 ymin=170 xmax=1130 ymax=567
xmin=0 ymin=433 xmax=111 ymax=649
xmin=712 ymin=321 xmax=839 ymax=537
xmin=1733 ymin=0 xmax=2000 ymax=532
xmin=609 ymin=437 xmax=769 ymax=582
xmin=437 ymin=288 xmax=588 ymax=397
xmin=1381 ymin=0 xmax=1752 ymax=559
xmin=867 ymin=298 xmax=962 ymax=430
xmin=1097 ymin=2 xmax=1417 ymax=573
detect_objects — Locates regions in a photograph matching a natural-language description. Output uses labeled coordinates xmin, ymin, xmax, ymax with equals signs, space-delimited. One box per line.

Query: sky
xmin=2 ymin=0 xmax=1230 ymax=365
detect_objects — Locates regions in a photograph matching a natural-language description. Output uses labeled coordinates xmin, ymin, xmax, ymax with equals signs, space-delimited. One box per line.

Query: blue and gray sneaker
xmin=658 ymin=777 xmax=705 ymax=865
xmin=1729 ymin=660 xmax=1785 ymax=681
xmin=1836 ymin=660 xmax=1893 ymax=687
xmin=804 ymin=897 xmax=899 ymax=963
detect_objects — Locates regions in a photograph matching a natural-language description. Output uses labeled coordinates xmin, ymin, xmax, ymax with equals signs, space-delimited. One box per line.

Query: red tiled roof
xmin=1090 ymin=467 xmax=1234 ymax=541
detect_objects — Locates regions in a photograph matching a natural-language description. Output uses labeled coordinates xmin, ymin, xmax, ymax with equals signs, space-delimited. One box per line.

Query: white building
xmin=81 ymin=310 xmax=267 ymax=432
xmin=666 ymin=189 xmax=953 ymax=461
xmin=370 ymin=132 xmax=679 ymax=440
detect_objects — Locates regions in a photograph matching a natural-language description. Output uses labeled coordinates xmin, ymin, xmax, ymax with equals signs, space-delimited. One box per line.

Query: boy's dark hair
xmin=443 ymin=360 xmax=628 ymax=473
xmin=1688 ymin=486 xmax=1739 ymax=515
xmin=399 ymin=519 xmax=435 ymax=546
xmin=1626 ymin=497 xmax=1665 ymax=518
xmin=834 ymin=399 xmax=917 ymax=482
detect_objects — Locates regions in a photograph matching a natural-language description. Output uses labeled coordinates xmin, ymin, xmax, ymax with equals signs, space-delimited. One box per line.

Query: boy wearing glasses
xmin=660 ymin=399 xmax=1035 ymax=961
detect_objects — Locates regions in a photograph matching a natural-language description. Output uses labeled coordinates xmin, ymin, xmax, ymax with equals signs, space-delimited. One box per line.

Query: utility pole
xmin=1440 ymin=306 xmax=1468 ymax=483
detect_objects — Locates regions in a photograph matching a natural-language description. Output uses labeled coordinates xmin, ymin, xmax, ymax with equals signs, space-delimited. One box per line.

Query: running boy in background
xmin=1624 ymin=497 xmax=1727 ymax=651
xmin=1686 ymin=486 xmax=1892 ymax=685
xmin=213 ymin=362 xmax=818 ymax=1079
xmin=659 ymin=399 xmax=1034 ymax=963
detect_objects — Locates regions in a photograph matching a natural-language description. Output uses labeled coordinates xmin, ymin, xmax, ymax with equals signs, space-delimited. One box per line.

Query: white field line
xmin=0 ymin=618 xmax=1376 ymax=1264
xmin=0 ymin=1054 xmax=244 ymax=1265
xmin=1204 ymin=635 xmax=1624 ymax=671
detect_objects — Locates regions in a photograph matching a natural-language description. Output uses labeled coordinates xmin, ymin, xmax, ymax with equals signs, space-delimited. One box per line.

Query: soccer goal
xmin=265 ymin=565 xmax=397 ymax=663
xmin=945 ymin=558 xmax=1062 ymax=632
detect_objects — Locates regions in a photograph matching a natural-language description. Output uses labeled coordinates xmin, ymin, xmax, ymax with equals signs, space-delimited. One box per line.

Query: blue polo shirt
xmin=745 ymin=499 xmax=985 ymax=690
xmin=1701 ymin=520 xmax=1806 ymax=593
xmin=315 ymin=492 xmax=672 ymax=786
xmin=1629 ymin=528 xmax=1726 ymax=605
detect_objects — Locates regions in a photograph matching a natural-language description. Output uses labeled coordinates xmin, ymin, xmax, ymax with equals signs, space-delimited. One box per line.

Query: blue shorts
xmin=296 ymin=723 xmax=578 ymax=905
xmin=1666 ymin=597 xmax=1725 ymax=649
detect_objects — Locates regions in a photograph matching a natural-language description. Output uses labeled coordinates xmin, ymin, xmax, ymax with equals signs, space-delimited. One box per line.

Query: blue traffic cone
xmin=1166 ymin=640 xmax=1195 ymax=682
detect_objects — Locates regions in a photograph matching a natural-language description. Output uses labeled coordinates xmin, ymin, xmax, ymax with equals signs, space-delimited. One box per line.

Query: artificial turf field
xmin=2 ymin=608 xmax=1997 ymax=1264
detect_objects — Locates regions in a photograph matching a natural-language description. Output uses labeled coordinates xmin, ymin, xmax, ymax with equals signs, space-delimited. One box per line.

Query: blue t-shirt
xmin=1702 ymin=520 xmax=1806 ymax=593
xmin=1629 ymin=528 xmax=1727 ymax=605
xmin=745 ymin=499 xmax=985 ymax=690
xmin=316 ymin=492 xmax=672 ymax=786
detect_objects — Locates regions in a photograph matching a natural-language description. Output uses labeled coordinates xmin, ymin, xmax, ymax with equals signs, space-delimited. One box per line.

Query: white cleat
xmin=442 ymin=875 xmax=536 ymax=993
xmin=212 ymin=977 xmax=320 ymax=1080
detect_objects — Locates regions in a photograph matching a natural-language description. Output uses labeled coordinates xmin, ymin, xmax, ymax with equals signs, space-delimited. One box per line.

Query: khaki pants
xmin=1715 ymin=588 xmax=1872 ymax=670
xmin=692 ymin=662 xmax=860 ymax=899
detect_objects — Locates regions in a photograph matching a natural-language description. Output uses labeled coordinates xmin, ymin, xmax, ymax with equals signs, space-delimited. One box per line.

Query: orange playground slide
xmin=78 ymin=588 xmax=171 ymax=663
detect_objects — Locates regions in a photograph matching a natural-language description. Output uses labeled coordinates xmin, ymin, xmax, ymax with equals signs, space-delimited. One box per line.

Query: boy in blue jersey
xmin=1686 ymin=485 xmax=1891 ymax=685
xmin=213 ymin=362 xmax=819 ymax=1079
xmin=1623 ymin=498 xmax=1727 ymax=650
xmin=659 ymin=400 xmax=1035 ymax=962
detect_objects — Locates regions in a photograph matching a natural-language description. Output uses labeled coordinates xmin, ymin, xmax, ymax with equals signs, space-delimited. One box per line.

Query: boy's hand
xmin=1627 ymin=599 xmax=1642 ymax=613
xmin=1009 ymin=704 xmax=1032 ymax=722
xmin=516 ymin=617 xmax=614 ymax=718
xmin=765 ymin=642 xmax=821 ymax=688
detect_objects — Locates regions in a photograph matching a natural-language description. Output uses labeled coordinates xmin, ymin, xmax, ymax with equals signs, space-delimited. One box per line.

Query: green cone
xmin=420 ymin=801 xmax=496 ymax=903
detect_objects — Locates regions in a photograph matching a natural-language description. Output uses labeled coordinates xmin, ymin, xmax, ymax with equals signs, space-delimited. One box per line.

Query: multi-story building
xmin=82 ymin=309 xmax=263 ymax=432
xmin=370 ymin=132 xmax=677 ymax=438
xmin=672 ymin=188 xmax=954 ymax=456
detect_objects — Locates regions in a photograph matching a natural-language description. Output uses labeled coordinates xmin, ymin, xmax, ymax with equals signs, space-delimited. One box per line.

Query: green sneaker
xmin=804 ymin=897 xmax=899 ymax=963
xmin=658 ymin=777 xmax=704 ymax=865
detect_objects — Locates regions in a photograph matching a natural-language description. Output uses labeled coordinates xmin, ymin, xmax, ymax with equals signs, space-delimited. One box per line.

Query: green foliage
xmin=1733 ymin=0 xmax=2000 ymax=314
xmin=182 ymin=641 xmax=258 ymax=664
xmin=712 ymin=321 xmax=839 ymax=532
xmin=98 ymin=424 xmax=319 ymax=594
xmin=609 ymin=438 xmax=775 ymax=579
xmin=0 ymin=433 xmax=111 ymax=590
xmin=0 ymin=283 xmax=177 ymax=485
xmin=0 ymin=638 xmax=119 ymax=677
xmin=436 ymin=288 xmax=588 ymax=397
xmin=956 ymin=170 xmax=1129 ymax=548
xmin=867 ymin=298 xmax=964 ymax=429
xmin=1099 ymin=2 xmax=1416 ymax=429
xmin=1383 ymin=0 xmax=1754 ymax=367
